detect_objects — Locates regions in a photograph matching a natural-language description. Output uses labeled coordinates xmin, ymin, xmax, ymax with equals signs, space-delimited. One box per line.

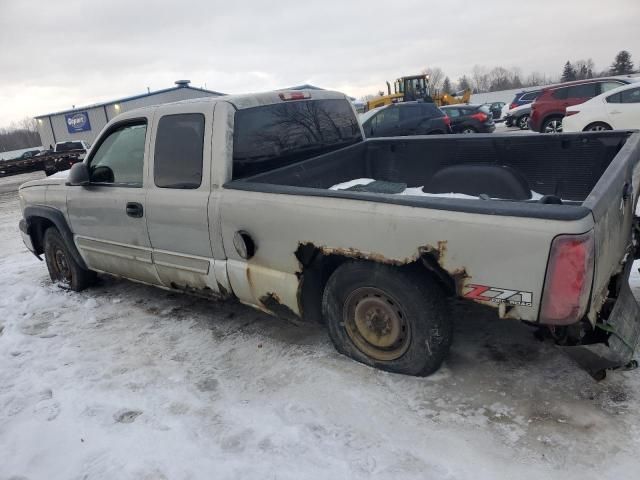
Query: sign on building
xmin=65 ymin=111 xmax=92 ymax=133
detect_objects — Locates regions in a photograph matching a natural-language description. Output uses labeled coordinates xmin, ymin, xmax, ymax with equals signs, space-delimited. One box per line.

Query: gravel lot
xmin=0 ymin=170 xmax=639 ymax=480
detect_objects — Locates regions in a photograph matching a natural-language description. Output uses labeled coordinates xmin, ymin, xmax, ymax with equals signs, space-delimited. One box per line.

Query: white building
xmin=35 ymin=80 xmax=224 ymax=148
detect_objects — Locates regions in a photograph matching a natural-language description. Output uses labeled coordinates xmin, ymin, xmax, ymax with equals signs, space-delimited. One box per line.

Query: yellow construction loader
xmin=365 ymin=74 xmax=471 ymax=111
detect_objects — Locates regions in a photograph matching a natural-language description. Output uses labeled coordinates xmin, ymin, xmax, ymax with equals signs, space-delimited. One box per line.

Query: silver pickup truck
xmin=18 ymin=90 xmax=640 ymax=378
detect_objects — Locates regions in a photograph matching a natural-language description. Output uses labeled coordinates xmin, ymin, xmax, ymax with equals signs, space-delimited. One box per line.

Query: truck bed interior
xmin=227 ymin=132 xmax=633 ymax=220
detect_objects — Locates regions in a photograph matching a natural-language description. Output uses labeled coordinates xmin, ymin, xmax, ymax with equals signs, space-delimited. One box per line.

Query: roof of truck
xmin=115 ymin=89 xmax=350 ymax=116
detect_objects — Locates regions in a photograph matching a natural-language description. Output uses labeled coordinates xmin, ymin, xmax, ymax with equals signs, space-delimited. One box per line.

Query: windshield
xmin=56 ymin=142 xmax=84 ymax=152
xmin=232 ymin=99 xmax=362 ymax=179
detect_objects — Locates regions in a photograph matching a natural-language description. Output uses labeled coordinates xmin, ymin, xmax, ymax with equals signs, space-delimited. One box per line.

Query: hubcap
xmin=462 ymin=128 xmax=474 ymax=134
xmin=544 ymin=119 xmax=563 ymax=133
xmin=53 ymin=248 xmax=72 ymax=283
xmin=343 ymin=287 xmax=410 ymax=361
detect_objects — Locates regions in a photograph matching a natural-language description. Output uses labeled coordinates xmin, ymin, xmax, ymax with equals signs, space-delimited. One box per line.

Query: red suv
xmin=529 ymin=78 xmax=633 ymax=133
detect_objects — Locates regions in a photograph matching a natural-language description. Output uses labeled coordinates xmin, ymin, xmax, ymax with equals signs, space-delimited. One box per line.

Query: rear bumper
xmin=479 ymin=124 xmax=496 ymax=133
xmin=560 ymin=259 xmax=640 ymax=378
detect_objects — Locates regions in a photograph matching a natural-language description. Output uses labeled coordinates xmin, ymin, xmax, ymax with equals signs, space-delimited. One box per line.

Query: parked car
xmin=19 ymin=149 xmax=42 ymax=159
xmin=529 ymin=78 xmax=637 ymax=133
xmin=43 ymin=140 xmax=90 ymax=176
xmin=483 ymin=102 xmax=506 ymax=120
xmin=508 ymin=89 xmax=542 ymax=111
xmin=563 ymin=82 xmax=640 ymax=132
xmin=504 ymin=104 xmax=532 ymax=130
xmin=360 ymin=102 xmax=451 ymax=137
xmin=18 ymin=90 xmax=640 ymax=379
xmin=440 ymin=104 xmax=495 ymax=133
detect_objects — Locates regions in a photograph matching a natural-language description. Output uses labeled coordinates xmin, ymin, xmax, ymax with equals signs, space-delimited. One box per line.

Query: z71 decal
xmin=464 ymin=284 xmax=533 ymax=307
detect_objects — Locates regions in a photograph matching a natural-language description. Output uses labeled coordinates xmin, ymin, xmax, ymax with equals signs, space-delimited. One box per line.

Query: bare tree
xmin=471 ymin=65 xmax=490 ymax=93
xmin=0 ymin=117 xmax=42 ymax=153
xmin=422 ymin=67 xmax=445 ymax=91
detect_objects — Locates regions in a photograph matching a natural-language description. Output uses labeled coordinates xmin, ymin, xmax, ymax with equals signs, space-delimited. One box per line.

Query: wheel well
xmin=583 ymin=121 xmax=612 ymax=131
xmin=28 ymin=216 xmax=55 ymax=255
xmin=295 ymin=244 xmax=456 ymax=323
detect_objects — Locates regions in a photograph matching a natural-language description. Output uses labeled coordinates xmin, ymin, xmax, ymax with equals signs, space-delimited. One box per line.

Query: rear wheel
xmin=542 ymin=116 xmax=563 ymax=133
xmin=322 ymin=262 xmax=453 ymax=376
xmin=461 ymin=126 xmax=477 ymax=134
xmin=583 ymin=122 xmax=612 ymax=132
xmin=517 ymin=114 xmax=530 ymax=130
xmin=44 ymin=228 xmax=96 ymax=291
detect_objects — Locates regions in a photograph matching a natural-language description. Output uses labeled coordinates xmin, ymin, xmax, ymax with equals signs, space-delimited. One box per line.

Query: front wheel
xmin=44 ymin=228 xmax=96 ymax=291
xmin=583 ymin=122 xmax=612 ymax=132
xmin=322 ymin=262 xmax=453 ymax=376
xmin=517 ymin=114 xmax=530 ymax=130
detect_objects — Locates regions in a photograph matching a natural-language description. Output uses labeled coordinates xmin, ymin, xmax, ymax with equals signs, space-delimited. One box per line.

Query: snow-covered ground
xmin=1 ymin=172 xmax=640 ymax=480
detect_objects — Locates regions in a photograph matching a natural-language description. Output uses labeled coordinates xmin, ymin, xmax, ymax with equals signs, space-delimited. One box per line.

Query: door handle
xmin=126 ymin=202 xmax=144 ymax=218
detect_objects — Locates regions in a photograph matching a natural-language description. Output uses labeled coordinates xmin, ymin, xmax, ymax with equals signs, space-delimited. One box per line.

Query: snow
xmin=1 ymin=171 xmax=640 ymax=479
xmin=330 ymin=178 xmax=548 ymax=201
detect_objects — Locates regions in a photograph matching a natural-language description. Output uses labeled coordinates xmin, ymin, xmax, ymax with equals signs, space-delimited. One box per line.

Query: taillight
xmin=443 ymin=115 xmax=451 ymax=126
xmin=539 ymin=232 xmax=594 ymax=325
xmin=279 ymin=91 xmax=311 ymax=101
xmin=565 ymin=110 xmax=579 ymax=116
xmin=510 ymin=103 xmax=517 ymax=110
xmin=471 ymin=112 xmax=488 ymax=122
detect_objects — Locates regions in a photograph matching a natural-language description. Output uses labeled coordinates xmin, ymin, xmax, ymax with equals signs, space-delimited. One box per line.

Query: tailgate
xmin=583 ymin=132 xmax=640 ymax=322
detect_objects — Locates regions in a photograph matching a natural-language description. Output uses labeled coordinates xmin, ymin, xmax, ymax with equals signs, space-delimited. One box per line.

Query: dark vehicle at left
xmin=440 ymin=104 xmax=496 ymax=133
xmin=360 ymin=102 xmax=452 ymax=137
xmin=484 ymin=101 xmax=505 ymax=120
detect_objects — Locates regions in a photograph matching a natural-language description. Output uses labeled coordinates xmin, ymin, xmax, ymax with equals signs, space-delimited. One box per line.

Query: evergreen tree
xmin=442 ymin=77 xmax=452 ymax=94
xmin=457 ymin=75 xmax=471 ymax=91
xmin=561 ymin=61 xmax=577 ymax=82
xmin=610 ymin=50 xmax=634 ymax=75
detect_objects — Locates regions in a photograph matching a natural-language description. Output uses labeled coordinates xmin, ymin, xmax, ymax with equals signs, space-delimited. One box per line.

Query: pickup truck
xmin=17 ymin=90 xmax=640 ymax=378
xmin=42 ymin=140 xmax=90 ymax=176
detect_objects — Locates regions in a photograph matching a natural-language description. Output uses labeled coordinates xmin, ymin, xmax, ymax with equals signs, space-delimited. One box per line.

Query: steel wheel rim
xmin=343 ymin=287 xmax=410 ymax=361
xmin=53 ymin=248 xmax=71 ymax=283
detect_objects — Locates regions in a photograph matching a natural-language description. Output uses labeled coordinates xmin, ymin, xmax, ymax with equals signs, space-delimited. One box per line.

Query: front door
xmin=66 ymin=118 xmax=160 ymax=285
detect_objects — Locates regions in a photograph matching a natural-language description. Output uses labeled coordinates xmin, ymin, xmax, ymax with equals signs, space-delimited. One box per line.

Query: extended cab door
xmin=144 ymin=103 xmax=226 ymax=295
xmin=66 ymin=115 xmax=160 ymax=285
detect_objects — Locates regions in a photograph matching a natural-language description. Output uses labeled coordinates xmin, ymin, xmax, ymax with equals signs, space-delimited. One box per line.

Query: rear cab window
xmin=154 ymin=113 xmax=205 ymax=189
xmin=232 ymin=98 xmax=362 ymax=179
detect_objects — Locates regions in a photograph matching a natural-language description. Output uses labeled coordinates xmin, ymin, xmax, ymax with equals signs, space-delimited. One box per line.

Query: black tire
xmin=517 ymin=114 xmax=530 ymax=130
xmin=322 ymin=262 xmax=452 ymax=376
xmin=583 ymin=122 xmax=612 ymax=132
xmin=542 ymin=116 xmax=563 ymax=133
xmin=44 ymin=227 xmax=96 ymax=291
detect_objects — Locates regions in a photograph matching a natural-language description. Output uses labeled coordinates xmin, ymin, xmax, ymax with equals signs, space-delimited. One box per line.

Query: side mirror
xmin=66 ymin=162 xmax=90 ymax=186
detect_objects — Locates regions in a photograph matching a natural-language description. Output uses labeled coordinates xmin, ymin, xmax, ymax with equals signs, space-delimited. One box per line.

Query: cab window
xmin=88 ymin=122 xmax=147 ymax=186
xmin=154 ymin=113 xmax=205 ymax=189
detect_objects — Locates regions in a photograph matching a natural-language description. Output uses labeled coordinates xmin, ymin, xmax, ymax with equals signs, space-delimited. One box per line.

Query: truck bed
xmin=228 ymin=132 xmax=632 ymax=221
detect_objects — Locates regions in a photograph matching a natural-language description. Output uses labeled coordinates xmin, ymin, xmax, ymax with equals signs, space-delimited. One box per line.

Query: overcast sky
xmin=0 ymin=0 xmax=638 ymax=126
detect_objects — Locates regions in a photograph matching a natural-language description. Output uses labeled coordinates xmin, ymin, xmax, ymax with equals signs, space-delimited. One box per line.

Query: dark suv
xmin=440 ymin=104 xmax=495 ymax=133
xmin=509 ymin=89 xmax=542 ymax=110
xmin=529 ymin=78 xmax=633 ymax=133
xmin=361 ymin=102 xmax=451 ymax=137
